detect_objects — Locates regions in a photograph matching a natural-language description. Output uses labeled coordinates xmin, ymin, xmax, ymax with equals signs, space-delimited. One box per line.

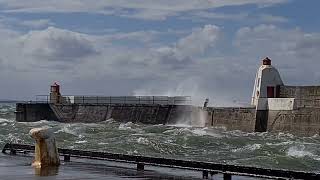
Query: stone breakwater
xmin=16 ymin=103 xmax=320 ymax=136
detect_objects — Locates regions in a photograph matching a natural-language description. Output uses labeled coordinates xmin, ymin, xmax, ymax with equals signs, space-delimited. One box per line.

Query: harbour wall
xmin=267 ymin=108 xmax=320 ymax=136
xmin=16 ymin=103 xmax=320 ymax=136
xmin=207 ymin=107 xmax=257 ymax=132
xmin=16 ymin=103 xmax=202 ymax=125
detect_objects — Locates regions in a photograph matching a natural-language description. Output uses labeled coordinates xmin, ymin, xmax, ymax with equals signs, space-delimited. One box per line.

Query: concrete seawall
xmin=267 ymin=108 xmax=320 ymax=136
xmin=16 ymin=103 xmax=320 ymax=136
xmin=208 ymin=107 xmax=256 ymax=132
xmin=16 ymin=103 xmax=196 ymax=125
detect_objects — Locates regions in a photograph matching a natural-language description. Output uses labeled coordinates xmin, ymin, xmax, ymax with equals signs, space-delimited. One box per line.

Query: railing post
xmin=10 ymin=149 xmax=17 ymax=155
xmin=137 ymin=163 xmax=144 ymax=171
xmin=223 ymin=173 xmax=232 ymax=180
xmin=153 ymin=96 xmax=154 ymax=104
xmin=109 ymin=96 xmax=111 ymax=104
xmin=64 ymin=155 xmax=71 ymax=162
xmin=202 ymin=170 xmax=208 ymax=179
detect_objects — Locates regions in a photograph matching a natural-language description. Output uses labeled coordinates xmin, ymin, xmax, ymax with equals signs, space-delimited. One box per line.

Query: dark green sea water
xmin=0 ymin=103 xmax=319 ymax=177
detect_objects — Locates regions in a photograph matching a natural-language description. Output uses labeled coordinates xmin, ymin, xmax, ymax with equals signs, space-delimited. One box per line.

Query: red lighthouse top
xmin=262 ymin=57 xmax=271 ymax=65
xmin=50 ymin=82 xmax=60 ymax=94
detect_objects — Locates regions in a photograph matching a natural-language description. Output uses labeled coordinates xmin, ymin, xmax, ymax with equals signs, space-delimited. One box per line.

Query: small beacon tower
xmin=50 ymin=82 xmax=61 ymax=104
xmin=251 ymin=57 xmax=283 ymax=106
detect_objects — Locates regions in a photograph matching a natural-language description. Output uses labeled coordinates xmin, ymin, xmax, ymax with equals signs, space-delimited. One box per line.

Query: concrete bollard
xmin=29 ymin=127 xmax=60 ymax=168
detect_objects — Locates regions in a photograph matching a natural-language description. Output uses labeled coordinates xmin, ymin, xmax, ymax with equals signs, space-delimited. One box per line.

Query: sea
xmin=0 ymin=103 xmax=319 ymax=179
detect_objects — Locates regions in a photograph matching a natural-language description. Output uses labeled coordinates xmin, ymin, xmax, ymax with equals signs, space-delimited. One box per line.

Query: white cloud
xmin=258 ymin=14 xmax=288 ymax=23
xmin=234 ymin=24 xmax=320 ymax=85
xmin=0 ymin=0 xmax=289 ymax=20
xmin=175 ymin=25 xmax=220 ymax=59
xmin=19 ymin=27 xmax=98 ymax=62
xmin=20 ymin=19 xmax=54 ymax=28
xmin=186 ymin=11 xmax=249 ymax=21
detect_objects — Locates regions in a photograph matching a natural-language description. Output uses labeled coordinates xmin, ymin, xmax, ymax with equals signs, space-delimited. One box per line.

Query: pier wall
xmin=207 ymin=108 xmax=257 ymax=132
xmin=267 ymin=108 xmax=320 ymax=136
xmin=16 ymin=103 xmax=58 ymax=122
xmin=16 ymin=103 xmax=196 ymax=125
xmin=280 ymin=86 xmax=320 ymax=99
xmin=16 ymin=103 xmax=320 ymax=136
xmin=205 ymin=107 xmax=320 ymax=136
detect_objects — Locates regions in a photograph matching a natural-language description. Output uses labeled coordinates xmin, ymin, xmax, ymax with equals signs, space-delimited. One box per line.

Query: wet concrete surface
xmin=0 ymin=153 xmax=263 ymax=180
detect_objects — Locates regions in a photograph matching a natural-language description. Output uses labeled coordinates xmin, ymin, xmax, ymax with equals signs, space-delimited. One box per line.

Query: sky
xmin=0 ymin=0 xmax=319 ymax=106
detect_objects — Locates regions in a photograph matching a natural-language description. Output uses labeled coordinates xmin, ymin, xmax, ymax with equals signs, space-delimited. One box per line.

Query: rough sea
xmin=0 ymin=103 xmax=319 ymax=179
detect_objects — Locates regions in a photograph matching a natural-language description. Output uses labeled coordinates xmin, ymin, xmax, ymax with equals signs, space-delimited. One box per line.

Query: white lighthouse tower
xmin=251 ymin=57 xmax=283 ymax=106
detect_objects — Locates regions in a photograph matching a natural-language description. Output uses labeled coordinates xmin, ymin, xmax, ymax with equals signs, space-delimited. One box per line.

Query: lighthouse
xmin=49 ymin=82 xmax=61 ymax=104
xmin=251 ymin=57 xmax=283 ymax=106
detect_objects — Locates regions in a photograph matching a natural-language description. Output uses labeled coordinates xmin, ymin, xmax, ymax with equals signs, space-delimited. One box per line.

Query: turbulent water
xmin=0 ymin=103 xmax=320 ymax=173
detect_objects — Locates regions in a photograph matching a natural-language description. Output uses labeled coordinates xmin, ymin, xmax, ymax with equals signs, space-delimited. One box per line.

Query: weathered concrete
xmin=255 ymin=110 xmax=268 ymax=132
xmin=267 ymin=108 xmax=320 ymax=136
xmin=16 ymin=103 xmax=196 ymax=125
xmin=16 ymin=103 xmax=58 ymax=122
xmin=280 ymin=86 xmax=320 ymax=99
xmin=207 ymin=107 xmax=256 ymax=132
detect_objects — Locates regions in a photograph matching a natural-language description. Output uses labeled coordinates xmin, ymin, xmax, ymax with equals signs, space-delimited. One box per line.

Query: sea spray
xmin=172 ymin=107 xmax=207 ymax=127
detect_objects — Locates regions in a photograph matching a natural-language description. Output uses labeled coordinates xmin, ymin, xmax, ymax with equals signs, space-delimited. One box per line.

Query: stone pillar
xmin=30 ymin=128 xmax=60 ymax=168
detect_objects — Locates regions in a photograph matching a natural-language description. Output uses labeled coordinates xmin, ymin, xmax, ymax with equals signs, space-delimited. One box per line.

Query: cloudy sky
xmin=0 ymin=0 xmax=319 ymax=106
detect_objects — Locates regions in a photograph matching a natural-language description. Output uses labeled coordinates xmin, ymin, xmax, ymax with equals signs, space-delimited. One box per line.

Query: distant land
xmin=0 ymin=99 xmax=19 ymax=103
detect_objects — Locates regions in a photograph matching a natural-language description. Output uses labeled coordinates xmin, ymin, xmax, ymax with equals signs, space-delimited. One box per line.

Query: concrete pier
xmin=16 ymin=103 xmax=197 ymax=125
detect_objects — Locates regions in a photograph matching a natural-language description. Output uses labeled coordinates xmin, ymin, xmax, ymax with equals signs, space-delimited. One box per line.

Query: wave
xmin=75 ymin=140 xmax=87 ymax=144
xmin=287 ymin=145 xmax=320 ymax=160
xmin=54 ymin=124 xmax=79 ymax=136
xmin=136 ymin=137 xmax=149 ymax=145
xmin=118 ymin=122 xmax=134 ymax=130
xmin=232 ymin=144 xmax=262 ymax=153
xmin=0 ymin=118 xmax=11 ymax=123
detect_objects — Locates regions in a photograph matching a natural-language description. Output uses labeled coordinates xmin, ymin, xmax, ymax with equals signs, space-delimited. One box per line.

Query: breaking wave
xmin=287 ymin=145 xmax=320 ymax=161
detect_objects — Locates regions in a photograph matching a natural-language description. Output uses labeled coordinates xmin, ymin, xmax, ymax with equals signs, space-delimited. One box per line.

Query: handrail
xmin=2 ymin=143 xmax=320 ymax=180
xmin=35 ymin=95 xmax=192 ymax=105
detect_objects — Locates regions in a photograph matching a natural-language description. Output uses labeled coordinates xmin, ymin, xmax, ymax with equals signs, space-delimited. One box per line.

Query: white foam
xmin=75 ymin=140 xmax=87 ymax=144
xmin=137 ymin=137 xmax=149 ymax=145
xmin=0 ymin=118 xmax=10 ymax=123
xmin=232 ymin=144 xmax=262 ymax=153
xmin=287 ymin=145 xmax=319 ymax=160
xmin=55 ymin=125 xmax=78 ymax=136
xmin=266 ymin=141 xmax=293 ymax=146
xmin=98 ymin=142 xmax=109 ymax=145
xmin=118 ymin=122 xmax=133 ymax=130
xmin=191 ymin=128 xmax=207 ymax=136
xmin=168 ymin=124 xmax=192 ymax=128
xmin=100 ymin=118 xmax=115 ymax=123
xmin=163 ymin=127 xmax=193 ymax=136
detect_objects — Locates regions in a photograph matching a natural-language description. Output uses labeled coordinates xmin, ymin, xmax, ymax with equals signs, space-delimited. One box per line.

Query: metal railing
xmin=35 ymin=95 xmax=192 ymax=105
xmin=3 ymin=143 xmax=320 ymax=180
